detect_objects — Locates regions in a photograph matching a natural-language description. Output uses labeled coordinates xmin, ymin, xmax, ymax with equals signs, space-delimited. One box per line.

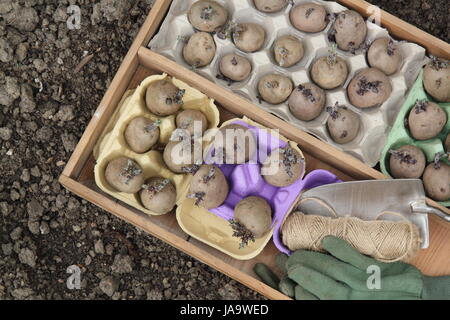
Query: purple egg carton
xmin=203 ymin=120 xmax=338 ymax=253
xmin=205 ymin=119 xmax=304 ymax=223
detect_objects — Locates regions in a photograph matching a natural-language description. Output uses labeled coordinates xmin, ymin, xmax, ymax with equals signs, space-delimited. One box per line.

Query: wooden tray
xmin=59 ymin=0 xmax=450 ymax=300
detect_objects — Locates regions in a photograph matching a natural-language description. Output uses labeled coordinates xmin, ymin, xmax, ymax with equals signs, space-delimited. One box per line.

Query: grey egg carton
xmin=148 ymin=0 xmax=428 ymax=166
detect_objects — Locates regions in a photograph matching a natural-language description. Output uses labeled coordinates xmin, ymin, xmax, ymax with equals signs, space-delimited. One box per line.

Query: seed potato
xmin=273 ymin=35 xmax=304 ymax=68
xmin=234 ymin=196 xmax=272 ymax=238
xmin=105 ymin=157 xmax=144 ymax=193
xmin=288 ymin=83 xmax=326 ymax=121
xmin=139 ymin=177 xmax=176 ymax=214
xmin=124 ymin=117 xmax=160 ymax=154
xmin=347 ymin=68 xmax=392 ymax=109
xmin=262 ymin=146 xmax=304 ymax=187
xmin=408 ymin=101 xmax=447 ymax=141
xmin=368 ymin=38 xmax=402 ymax=76
xmin=189 ymin=165 xmax=229 ymax=209
xmin=327 ymin=106 xmax=361 ymax=144
xmin=423 ymin=162 xmax=450 ymax=201
xmin=254 ymin=0 xmax=288 ymax=13
xmin=176 ymin=109 xmax=208 ymax=136
xmin=389 ymin=145 xmax=426 ymax=179
xmin=232 ymin=23 xmax=266 ymax=53
xmin=333 ymin=10 xmax=367 ymax=52
xmin=213 ymin=124 xmax=257 ymax=164
xmin=423 ymin=60 xmax=450 ymax=102
xmin=145 ymin=80 xmax=185 ymax=116
xmin=219 ymin=53 xmax=252 ymax=82
xmin=258 ymin=74 xmax=293 ymax=104
xmin=290 ymin=3 xmax=328 ymax=33
xmin=187 ymin=0 xmax=228 ymax=32
xmin=163 ymin=140 xmax=199 ymax=174
xmin=183 ymin=32 xmax=216 ymax=68
xmin=310 ymin=56 xmax=348 ymax=90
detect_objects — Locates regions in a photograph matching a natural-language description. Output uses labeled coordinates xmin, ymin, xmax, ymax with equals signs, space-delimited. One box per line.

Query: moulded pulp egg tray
xmin=93 ymin=74 xmax=220 ymax=216
xmin=176 ymin=116 xmax=308 ymax=260
xmin=148 ymin=0 xmax=429 ymax=167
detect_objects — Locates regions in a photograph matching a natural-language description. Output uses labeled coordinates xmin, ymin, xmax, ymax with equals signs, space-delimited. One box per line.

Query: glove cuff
xmin=422 ymin=276 xmax=450 ymax=300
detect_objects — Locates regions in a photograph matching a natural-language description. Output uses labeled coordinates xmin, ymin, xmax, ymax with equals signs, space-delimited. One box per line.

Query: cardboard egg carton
xmin=148 ymin=0 xmax=428 ymax=166
xmin=94 ymin=74 xmax=220 ymax=215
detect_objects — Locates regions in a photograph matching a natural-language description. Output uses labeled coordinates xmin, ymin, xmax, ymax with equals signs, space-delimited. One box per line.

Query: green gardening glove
xmin=286 ymin=236 xmax=450 ymax=300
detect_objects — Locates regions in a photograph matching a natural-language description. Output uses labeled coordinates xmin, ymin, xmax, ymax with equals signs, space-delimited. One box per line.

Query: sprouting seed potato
xmin=290 ymin=3 xmax=328 ymax=33
xmin=389 ymin=145 xmax=426 ymax=179
xmin=258 ymin=74 xmax=293 ymax=104
xmin=145 ymin=80 xmax=185 ymax=116
xmin=273 ymin=35 xmax=304 ymax=68
xmin=188 ymin=165 xmax=229 ymax=209
xmin=310 ymin=56 xmax=348 ymax=90
xmin=332 ymin=10 xmax=367 ymax=52
xmin=139 ymin=177 xmax=177 ymax=214
xmin=261 ymin=146 xmax=304 ymax=187
xmin=347 ymin=68 xmax=392 ymax=109
xmin=423 ymin=162 xmax=450 ymax=201
xmin=183 ymin=32 xmax=216 ymax=68
xmin=213 ymin=124 xmax=257 ymax=164
xmin=176 ymin=109 xmax=208 ymax=136
xmin=407 ymin=100 xmax=447 ymax=141
xmin=288 ymin=83 xmax=326 ymax=121
xmin=187 ymin=0 xmax=229 ymax=32
xmin=219 ymin=53 xmax=252 ymax=82
xmin=423 ymin=59 xmax=450 ymax=102
xmin=234 ymin=196 xmax=272 ymax=238
xmin=105 ymin=157 xmax=145 ymax=193
xmin=163 ymin=140 xmax=199 ymax=174
xmin=368 ymin=38 xmax=403 ymax=76
xmin=254 ymin=0 xmax=289 ymax=13
xmin=124 ymin=117 xmax=160 ymax=154
xmin=232 ymin=23 xmax=266 ymax=53
xmin=327 ymin=105 xmax=361 ymax=144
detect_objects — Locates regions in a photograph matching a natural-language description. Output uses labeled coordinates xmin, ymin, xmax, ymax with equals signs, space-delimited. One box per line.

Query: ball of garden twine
xmin=281 ymin=208 xmax=422 ymax=263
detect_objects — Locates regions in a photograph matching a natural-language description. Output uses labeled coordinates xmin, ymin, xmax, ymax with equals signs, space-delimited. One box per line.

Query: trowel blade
xmin=300 ymin=179 xmax=429 ymax=248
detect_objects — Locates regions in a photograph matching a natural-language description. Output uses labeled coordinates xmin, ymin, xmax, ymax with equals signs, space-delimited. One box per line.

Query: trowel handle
xmin=411 ymin=201 xmax=450 ymax=222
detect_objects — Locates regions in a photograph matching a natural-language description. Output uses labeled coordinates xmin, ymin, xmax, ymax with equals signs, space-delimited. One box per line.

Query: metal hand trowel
xmin=298 ymin=179 xmax=450 ymax=249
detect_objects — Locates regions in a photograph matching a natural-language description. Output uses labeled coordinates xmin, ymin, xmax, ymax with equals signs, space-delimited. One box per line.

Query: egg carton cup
xmin=176 ymin=116 xmax=306 ymax=260
xmin=94 ymin=74 xmax=220 ymax=216
xmin=380 ymin=70 xmax=450 ymax=207
xmin=148 ymin=0 xmax=428 ymax=167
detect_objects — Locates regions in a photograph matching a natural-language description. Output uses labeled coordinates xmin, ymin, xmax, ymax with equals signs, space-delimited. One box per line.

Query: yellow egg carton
xmin=176 ymin=116 xmax=305 ymax=260
xmin=94 ymin=74 xmax=220 ymax=216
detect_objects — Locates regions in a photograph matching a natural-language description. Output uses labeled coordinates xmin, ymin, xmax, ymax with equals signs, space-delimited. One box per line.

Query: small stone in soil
xmin=99 ymin=276 xmax=120 ymax=297
xmin=19 ymin=248 xmax=37 ymax=268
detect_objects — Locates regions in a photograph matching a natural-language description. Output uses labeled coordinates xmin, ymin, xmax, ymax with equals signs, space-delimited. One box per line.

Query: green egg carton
xmin=380 ymin=69 xmax=450 ymax=207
